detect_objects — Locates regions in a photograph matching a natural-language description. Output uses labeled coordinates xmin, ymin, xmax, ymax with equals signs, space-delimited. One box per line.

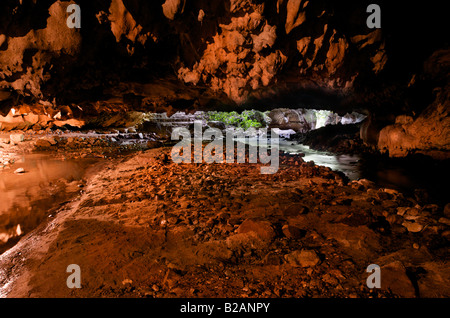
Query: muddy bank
xmin=1 ymin=146 xmax=448 ymax=298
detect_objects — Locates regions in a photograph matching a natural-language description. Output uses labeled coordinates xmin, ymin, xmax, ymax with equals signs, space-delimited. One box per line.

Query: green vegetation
xmin=206 ymin=110 xmax=268 ymax=130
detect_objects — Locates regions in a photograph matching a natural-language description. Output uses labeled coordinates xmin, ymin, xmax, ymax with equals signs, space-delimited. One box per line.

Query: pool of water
xmin=0 ymin=153 xmax=99 ymax=253
xmin=279 ymin=139 xmax=449 ymax=204
xmin=278 ymin=140 xmax=361 ymax=179
xmin=238 ymin=137 xmax=448 ymax=205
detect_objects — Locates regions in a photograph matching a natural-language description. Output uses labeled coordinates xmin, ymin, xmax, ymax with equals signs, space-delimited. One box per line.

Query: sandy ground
xmin=0 ymin=146 xmax=449 ymax=298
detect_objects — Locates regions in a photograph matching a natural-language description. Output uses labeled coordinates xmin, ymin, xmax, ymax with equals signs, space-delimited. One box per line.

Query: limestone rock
xmin=177 ymin=12 xmax=286 ymax=104
xmin=162 ymin=0 xmax=182 ymax=20
xmin=0 ymin=1 xmax=82 ymax=98
xmin=10 ymin=134 xmax=24 ymax=145
xmin=378 ymin=91 xmax=450 ymax=159
xmin=444 ymin=203 xmax=450 ymax=218
xmin=285 ymin=0 xmax=308 ymax=34
xmin=35 ymin=139 xmax=53 ymax=149
xmin=285 ymin=249 xmax=320 ymax=267
xmin=325 ymin=31 xmax=348 ymax=75
xmin=402 ymin=221 xmax=423 ymax=233
xmin=380 ymin=261 xmax=416 ymax=298
xmin=236 ymin=219 xmax=275 ymax=242
xmin=14 ymin=167 xmax=25 ymax=174
xmin=282 ymin=225 xmax=305 ymax=239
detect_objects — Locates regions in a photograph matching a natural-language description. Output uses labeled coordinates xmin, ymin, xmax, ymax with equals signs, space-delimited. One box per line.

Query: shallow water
xmin=242 ymin=137 xmax=449 ymax=204
xmin=0 ymin=153 xmax=98 ymax=253
xmin=278 ymin=140 xmax=361 ymax=180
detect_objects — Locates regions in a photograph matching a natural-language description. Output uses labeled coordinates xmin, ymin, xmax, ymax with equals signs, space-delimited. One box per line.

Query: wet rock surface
xmin=1 ymin=146 xmax=448 ymax=298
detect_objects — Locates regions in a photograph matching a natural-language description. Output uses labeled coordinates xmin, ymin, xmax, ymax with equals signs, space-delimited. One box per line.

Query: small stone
xmin=438 ymin=217 xmax=450 ymax=226
xmin=422 ymin=204 xmax=440 ymax=215
xmin=402 ymin=221 xmax=423 ymax=233
xmin=386 ymin=214 xmax=403 ymax=225
xmin=14 ymin=167 xmax=25 ymax=174
xmin=179 ymin=200 xmax=191 ymax=209
xmin=47 ymin=137 xmax=57 ymax=145
xmin=377 ymin=191 xmax=392 ymax=200
xmin=237 ymin=219 xmax=276 ymax=242
xmin=35 ymin=139 xmax=52 ymax=149
xmin=122 ymin=279 xmax=133 ymax=285
xmin=282 ymin=225 xmax=306 ymax=239
xmin=444 ymin=203 xmax=450 ymax=218
xmin=383 ymin=188 xmax=399 ymax=195
xmin=10 ymin=133 xmax=24 ymax=145
xmin=397 ymin=207 xmax=409 ymax=216
xmin=282 ymin=203 xmax=309 ymax=217
xmin=405 ymin=207 xmax=420 ymax=217
xmin=404 ymin=214 xmax=420 ymax=221
xmin=357 ymin=179 xmax=375 ymax=189
xmin=263 ymin=252 xmax=282 ymax=265
xmin=206 ymin=218 xmax=215 ymax=227
xmin=285 ymin=249 xmax=320 ymax=267
xmin=441 ymin=230 xmax=450 ymax=240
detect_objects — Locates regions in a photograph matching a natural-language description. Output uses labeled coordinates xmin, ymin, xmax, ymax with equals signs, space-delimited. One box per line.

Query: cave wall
xmin=0 ymin=0 xmax=448 ymax=157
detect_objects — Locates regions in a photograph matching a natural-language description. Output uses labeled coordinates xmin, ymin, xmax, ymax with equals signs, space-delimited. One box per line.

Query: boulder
xmin=236 ymin=219 xmax=276 ymax=242
xmin=402 ymin=221 xmax=423 ymax=233
xmin=35 ymin=139 xmax=53 ymax=149
xmin=380 ymin=261 xmax=416 ymax=298
xmin=284 ymin=249 xmax=320 ymax=267
xmin=378 ymin=91 xmax=450 ymax=159
xmin=10 ymin=133 xmax=24 ymax=145
xmin=282 ymin=225 xmax=306 ymax=239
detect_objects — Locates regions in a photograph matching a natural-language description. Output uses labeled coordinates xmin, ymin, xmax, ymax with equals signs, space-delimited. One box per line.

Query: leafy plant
xmin=206 ymin=110 xmax=267 ymax=130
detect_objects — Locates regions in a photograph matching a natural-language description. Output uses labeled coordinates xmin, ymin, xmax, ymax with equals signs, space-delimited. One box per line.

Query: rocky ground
xmin=1 ymin=143 xmax=449 ymax=298
xmin=0 ymin=128 xmax=164 ymax=165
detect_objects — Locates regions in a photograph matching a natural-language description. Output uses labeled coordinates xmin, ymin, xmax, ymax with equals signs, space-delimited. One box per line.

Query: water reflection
xmin=0 ymin=154 xmax=97 ymax=253
xmin=239 ymin=136 xmax=449 ymax=204
xmin=278 ymin=140 xmax=361 ymax=180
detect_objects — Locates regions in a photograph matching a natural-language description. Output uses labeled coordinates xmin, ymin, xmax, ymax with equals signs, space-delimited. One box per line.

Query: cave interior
xmin=0 ymin=0 xmax=449 ymax=299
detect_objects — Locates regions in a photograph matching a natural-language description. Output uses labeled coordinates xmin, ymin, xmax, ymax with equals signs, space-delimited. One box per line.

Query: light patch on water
xmin=278 ymin=140 xmax=361 ymax=179
xmin=0 ymin=153 xmax=98 ymax=255
xmin=232 ymin=136 xmax=361 ymax=179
